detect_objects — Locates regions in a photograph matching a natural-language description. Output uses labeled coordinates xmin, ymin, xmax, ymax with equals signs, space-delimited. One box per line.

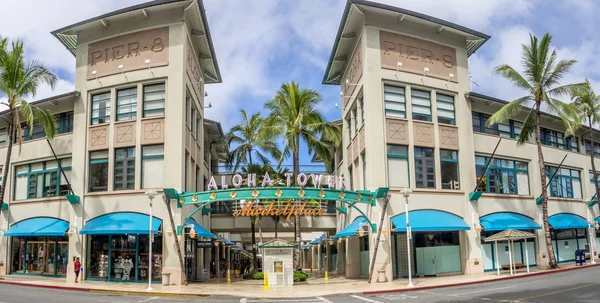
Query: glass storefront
xmin=414 ymin=231 xmax=461 ymax=276
xmin=10 ymin=236 xmax=68 ymax=276
xmin=552 ymin=228 xmax=588 ymax=262
xmin=87 ymin=234 xmax=162 ymax=282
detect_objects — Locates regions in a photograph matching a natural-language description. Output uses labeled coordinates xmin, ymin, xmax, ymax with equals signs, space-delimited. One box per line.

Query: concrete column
xmin=347 ymin=237 xmax=360 ymax=278
xmin=317 ymin=245 xmax=322 ymax=271
xmin=326 ymin=244 xmax=332 ymax=271
xmin=226 ymin=247 xmax=230 ymax=271
xmin=215 ymin=245 xmax=220 ymax=278
xmin=338 ymin=241 xmax=346 ymax=275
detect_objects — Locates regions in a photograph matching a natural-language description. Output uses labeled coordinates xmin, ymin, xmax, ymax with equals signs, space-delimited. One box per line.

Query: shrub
xmin=294 ymin=271 xmax=308 ymax=282
xmin=243 ymin=271 xmax=255 ymax=279
xmin=252 ymin=272 xmax=264 ymax=280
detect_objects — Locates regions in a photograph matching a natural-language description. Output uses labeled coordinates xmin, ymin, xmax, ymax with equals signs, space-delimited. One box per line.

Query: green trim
xmin=163 ymin=188 xmax=179 ymax=200
xmin=1 ymin=203 xmax=8 ymax=211
xmin=588 ymin=200 xmax=598 ymax=207
xmin=469 ymin=191 xmax=483 ymax=202
xmin=66 ymin=195 xmax=80 ymax=205
xmin=536 ymin=197 xmax=543 ymax=205
xmin=90 ymin=159 xmax=108 ymax=165
xmin=202 ymin=208 xmax=213 ymax=215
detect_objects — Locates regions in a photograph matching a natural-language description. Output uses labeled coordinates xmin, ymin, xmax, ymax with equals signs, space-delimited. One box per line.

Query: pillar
xmin=338 ymin=240 xmax=346 ymax=275
xmin=226 ymin=247 xmax=231 ymax=271
xmin=347 ymin=237 xmax=360 ymax=278
xmin=317 ymin=245 xmax=322 ymax=271
xmin=215 ymin=245 xmax=220 ymax=278
xmin=326 ymin=243 xmax=332 ymax=271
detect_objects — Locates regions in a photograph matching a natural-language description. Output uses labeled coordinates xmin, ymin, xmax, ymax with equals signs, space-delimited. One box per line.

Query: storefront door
xmin=414 ymin=232 xmax=462 ymax=276
xmin=57 ymin=242 xmax=68 ymax=275
xmin=25 ymin=241 xmax=45 ymax=274
xmin=420 ymin=247 xmax=436 ymax=276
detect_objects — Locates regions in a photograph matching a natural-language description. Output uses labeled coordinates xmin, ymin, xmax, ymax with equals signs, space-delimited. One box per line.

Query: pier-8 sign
xmin=87 ymin=27 xmax=169 ymax=79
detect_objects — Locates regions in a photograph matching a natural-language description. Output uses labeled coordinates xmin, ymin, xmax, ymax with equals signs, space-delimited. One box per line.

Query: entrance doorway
xmin=10 ymin=236 xmax=69 ymax=276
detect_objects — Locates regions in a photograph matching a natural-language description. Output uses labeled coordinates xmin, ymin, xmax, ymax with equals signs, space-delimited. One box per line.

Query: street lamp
xmin=145 ymin=189 xmax=158 ymax=291
xmin=401 ymin=188 xmax=414 ymax=288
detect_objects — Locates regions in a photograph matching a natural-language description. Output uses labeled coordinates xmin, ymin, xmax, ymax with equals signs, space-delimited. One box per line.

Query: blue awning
xmin=188 ymin=218 xmax=217 ymax=239
xmin=216 ymin=236 xmax=235 ymax=246
xmin=334 ymin=217 xmax=368 ymax=238
xmin=309 ymin=234 xmax=327 ymax=245
xmin=392 ymin=210 xmax=470 ymax=232
xmin=80 ymin=212 xmax=162 ymax=235
xmin=5 ymin=217 xmax=69 ymax=237
xmin=549 ymin=213 xmax=590 ymax=229
xmin=480 ymin=213 xmax=541 ymax=231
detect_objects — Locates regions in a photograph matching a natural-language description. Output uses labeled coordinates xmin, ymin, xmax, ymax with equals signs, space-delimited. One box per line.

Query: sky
xmin=1 ymin=0 xmax=599 ymax=168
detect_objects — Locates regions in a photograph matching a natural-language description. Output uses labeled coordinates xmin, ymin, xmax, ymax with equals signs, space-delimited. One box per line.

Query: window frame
xmin=0 ymin=127 xmax=6 ymax=146
xmin=56 ymin=111 xmax=74 ymax=134
xmin=411 ymin=89 xmax=432 ymax=122
xmin=386 ymin=144 xmax=409 ymax=188
xmin=13 ymin=158 xmax=72 ymax=200
xmin=360 ymin=98 xmax=364 ymax=124
xmin=89 ymin=150 xmax=109 ymax=192
xmin=91 ymin=92 xmax=112 ymax=125
xmin=383 ymin=85 xmax=406 ymax=119
xmin=475 ymin=156 xmax=529 ymax=195
xmin=141 ymin=145 xmax=164 ymax=189
xmin=414 ymin=147 xmax=435 ymax=188
xmin=114 ymin=147 xmax=136 ymax=191
xmin=440 ymin=149 xmax=459 ymax=190
xmin=436 ymin=94 xmax=455 ymax=125
xmin=142 ymin=83 xmax=166 ymax=118
xmin=546 ymin=166 xmax=582 ymax=199
xmin=115 ymin=87 xmax=137 ymax=122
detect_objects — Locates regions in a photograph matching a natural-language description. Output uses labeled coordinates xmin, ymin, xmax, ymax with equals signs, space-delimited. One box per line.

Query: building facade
xmin=325 ymin=0 xmax=600 ymax=282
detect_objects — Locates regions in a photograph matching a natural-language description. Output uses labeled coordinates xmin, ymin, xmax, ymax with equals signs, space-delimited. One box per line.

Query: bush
xmin=242 ymin=271 xmax=255 ymax=279
xmin=252 ymin=272 xmax=264 ymax=280
xmin=294 ymin=271 xmax=308 ymax=282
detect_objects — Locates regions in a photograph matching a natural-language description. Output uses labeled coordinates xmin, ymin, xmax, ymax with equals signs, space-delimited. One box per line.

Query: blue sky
xmin=2 ymin=0 xmax=599 ymax=167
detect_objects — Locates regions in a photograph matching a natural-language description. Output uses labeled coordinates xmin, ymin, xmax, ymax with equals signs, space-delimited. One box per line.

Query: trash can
xmin=162 ymin=272 xmax=171 ymax=285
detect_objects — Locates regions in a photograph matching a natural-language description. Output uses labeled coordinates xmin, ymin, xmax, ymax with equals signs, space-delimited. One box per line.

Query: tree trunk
xmin=251 ymin=219 xmax=257 ymax=270
xmin=589 ymin=117 xmax=600 ymax=210
xmin=535 ymin=103 xmax=557 ymax=268
xmin=293 ymin=134 xmax=301 ymax=271
xmin=0 ymin=119 xmax=13 ymax=213
xmin=368 ymin=195 xmax=389 ymax=283
xmin=162 ymin=194 xmax=188 ymax=285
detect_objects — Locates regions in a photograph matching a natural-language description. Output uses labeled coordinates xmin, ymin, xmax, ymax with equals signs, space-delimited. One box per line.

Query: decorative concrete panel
xmin=413 ymin=122 xmax=434 ymax=147
xmin=89 ymin=125 xmax=109 ymax=151
xmin=346 ymin=144 xmax=352 ymax=167
xmin=359 ymin=127 xmax=365 ymax=152
xmin=386 ymin=119 xmax=408 ymax=145
xmin=439 ymin=125 xmax=459 ymax=150
xmin=141 ymin=118 xmax=165 ymax=145
xmin=114 ymin=121 xmax=136 ymax=147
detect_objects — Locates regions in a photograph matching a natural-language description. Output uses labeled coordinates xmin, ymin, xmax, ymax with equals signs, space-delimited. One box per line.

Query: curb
xmin=363 ymin=263 xmax=600 ymax=295
xmin=0 ymin=280 xmax=90 ymax=292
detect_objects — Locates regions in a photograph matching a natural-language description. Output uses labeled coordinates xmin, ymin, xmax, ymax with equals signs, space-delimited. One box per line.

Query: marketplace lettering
xmin=206 ymin=173 xmax=346 ymax=190
xmin=233 ymin=201 xmax=326 ymax=221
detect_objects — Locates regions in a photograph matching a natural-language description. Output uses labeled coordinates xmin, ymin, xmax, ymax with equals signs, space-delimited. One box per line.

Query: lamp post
xmin=145 ymin=189 xmax=158 ymax=291
xmin=401 ymin=188 xmax=414 ymax=287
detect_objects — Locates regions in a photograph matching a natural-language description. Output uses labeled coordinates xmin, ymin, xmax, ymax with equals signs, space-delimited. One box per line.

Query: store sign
xmin=207 ymin=173 xmax=345 ymax=190
xmin=196 ymin=241 xmax=213 ymax=248
xmin=379 ymin=30 xmax=458 ymax=82
xmin=233 ymin=200 xmax=326 ymax=221
xmin=87 ymin=27 xmax=169 ymax=79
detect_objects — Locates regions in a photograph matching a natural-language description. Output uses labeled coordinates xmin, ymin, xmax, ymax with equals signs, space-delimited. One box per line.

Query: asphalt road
xmin=1 ymin=266 xmax=600 ymax=303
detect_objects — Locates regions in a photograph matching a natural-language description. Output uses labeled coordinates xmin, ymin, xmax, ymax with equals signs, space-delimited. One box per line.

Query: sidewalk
xmin=1 ymin=262 xmax=598 ymax=298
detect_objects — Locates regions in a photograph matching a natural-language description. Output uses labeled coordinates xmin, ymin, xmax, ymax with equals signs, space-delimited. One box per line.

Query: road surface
xmin=0 ymin=266 xmax=599 ymax=302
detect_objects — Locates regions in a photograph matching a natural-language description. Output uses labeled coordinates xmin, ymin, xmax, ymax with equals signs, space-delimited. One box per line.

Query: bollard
xmin=227 ymin=269 xmax=231 ymax=283
xmin=264 ymin=272 xmax=270 ymax=290
xmin=310 ymin=265 xmax=313 ymax=273
xmin=325 ymin=271 xmax=329 ymax=281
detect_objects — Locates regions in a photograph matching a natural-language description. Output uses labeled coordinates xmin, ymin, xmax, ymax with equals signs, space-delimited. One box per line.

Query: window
xmin=414 ymin=147 xmax=435 ymax=188
xmin=191 ymin=106 xmax=196 ymax=138
xmin=185 ymin=92 xmax=191 ymax=126
xmin=91 ymin=92 xmax=111 ymax=125
xmin=437 ymin=94 xmax=455 ymax=125
xmin=585 ymin=140 xmax=600 ymax=157
xmin=196 ymin=114 xmax=201 ymax=141
xmin=55 ymin=112 xmax=74 ymax=134
xmin=349 ymin=167 xmax=354 ymax=190
xmin=89 ymin=150 xmax=109 ymax=192
xmin=441 ymin=150 xmax=459 ymax=189
xmin=346 ymin=117 xmax=351 ymax=141
xmin=546 ymin=166 xmax=581 ymax=199
xmin=384 ymin=85 xmax=406 ymax=118
xmin=18 ymin=123 xmax=45 ymax=142
xmin=540 ymin=128 xmax=578 ymax=152
xmin=360 ymin=98 xmax=364 ymax=124
xmin=196 ymin=165 xmax=201 ymax=192
xmin=143 ymin=83 xmax=165 ymax=117
xmin=472 ymin=112 xmax=521 ymax=139
xmin=475 ymin=156 xmax=529 ymax=195
xmin=411 ymin=89 xmax=431 ymax=122
xmin=114 ymin=147 xmax=135 ymax=190
xmin=353 ymin=108 xmax=357 ymax=134
xmin=362 ymin=152 xmax=366 ymax=189
xmin=142 ymin=145 xmax=164 ymax=189
xmin=387 ymin=145 xmax=409 ymax=188
xmin=13 ymin=158 xmax=72 ymax=200
xmin=184 ymin=151 xmax=189 ymax=191
xmin=116 ymin=88 xmax=137 ymax=121
xmin=0 ymin=128 xmax=6 ymax=146
xmin=589 ymin=172 xmax=600 ymax=198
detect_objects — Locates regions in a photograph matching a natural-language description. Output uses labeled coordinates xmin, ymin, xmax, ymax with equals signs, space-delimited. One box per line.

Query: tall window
xmin=89 ymin=150 xmax=109 ymax=192
xmin=475 ymin=156 xmax=529 ymax=195
xmin=440 ymin=150 xmax=459 ymax=189
xmin=346 ymin=117 xmax=351 ymax=141
xmin=185 ymin=92 xmax=191 ymax=126
xmin=360 ymin=98 xmax=364 ymax=124
xmin=142 ymin=145 xmax=164 ymax=189
xmin=349 ymin=167 xmax=354 ymax=190
xmin=114 ymin=147 xmax=135 ymax=190
xmin=196 ymin=114 xmax=202 ymax=141
xmin=55 ymin=111 xmax=74 ymax=134
xmin=191 ymin=106 xmax=196 ymax=138
xmin=585 ymin=140 xmax=600 ymax=157
xmin=0 ymin=128 xmax=6 ymax=146
xmin=387 ymin=145 xmax=409 ymax=188
xmin=353 ymin=108 xmax=358 ymax=133
xmin=91 ymin=92 xmax=111 ymax=125
xmin=13 ymin=158 xmax=72 ymax=200
xmin=362 ymin=152 xmax=366 ymax=189
xmin=116 ymin=88 xmax=137 ymax=121
xmin=414 ymin=147 xmax=435 ymax=188
xmin=143 ymin=83 xmax=165 ymax=117
xmin=196 ymin=166 xmax=201 ymax=191
xmin=546 ymin=166 xmax=581 ymax=199
xmin=184 ymin=151 xmax=189 ymax=191
xmin=472 ymin=112 xmax=522 ymax=139
xmin=437 ymin=94 xmax=455 ymax=125
xmin=411 ymin=90 xmax=431 ymax=122
xmin=384 ymin=85 xmax=406 ymax=118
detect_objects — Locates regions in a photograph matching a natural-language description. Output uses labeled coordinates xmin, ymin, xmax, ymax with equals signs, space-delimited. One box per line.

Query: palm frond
xmin=487 ymin=96 xmax=531 ymax=125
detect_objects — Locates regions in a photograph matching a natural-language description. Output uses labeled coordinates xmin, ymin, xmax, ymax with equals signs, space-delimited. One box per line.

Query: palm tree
xmin=0 ymin=39 xmax=57 ymax=212
xmin=487 ymin=33 xmax=584 ymax=268
xmin=571 ymin=80 xmax=600 ymax=205
xmin=264 ymin=82 xmax=341 ymax=270
xmin=225 ymin=110 xmax=281 ymax=173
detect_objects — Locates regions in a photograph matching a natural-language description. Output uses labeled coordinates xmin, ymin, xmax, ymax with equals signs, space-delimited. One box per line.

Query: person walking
xmin=73 ymin=257 xmax=81 ymax=283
